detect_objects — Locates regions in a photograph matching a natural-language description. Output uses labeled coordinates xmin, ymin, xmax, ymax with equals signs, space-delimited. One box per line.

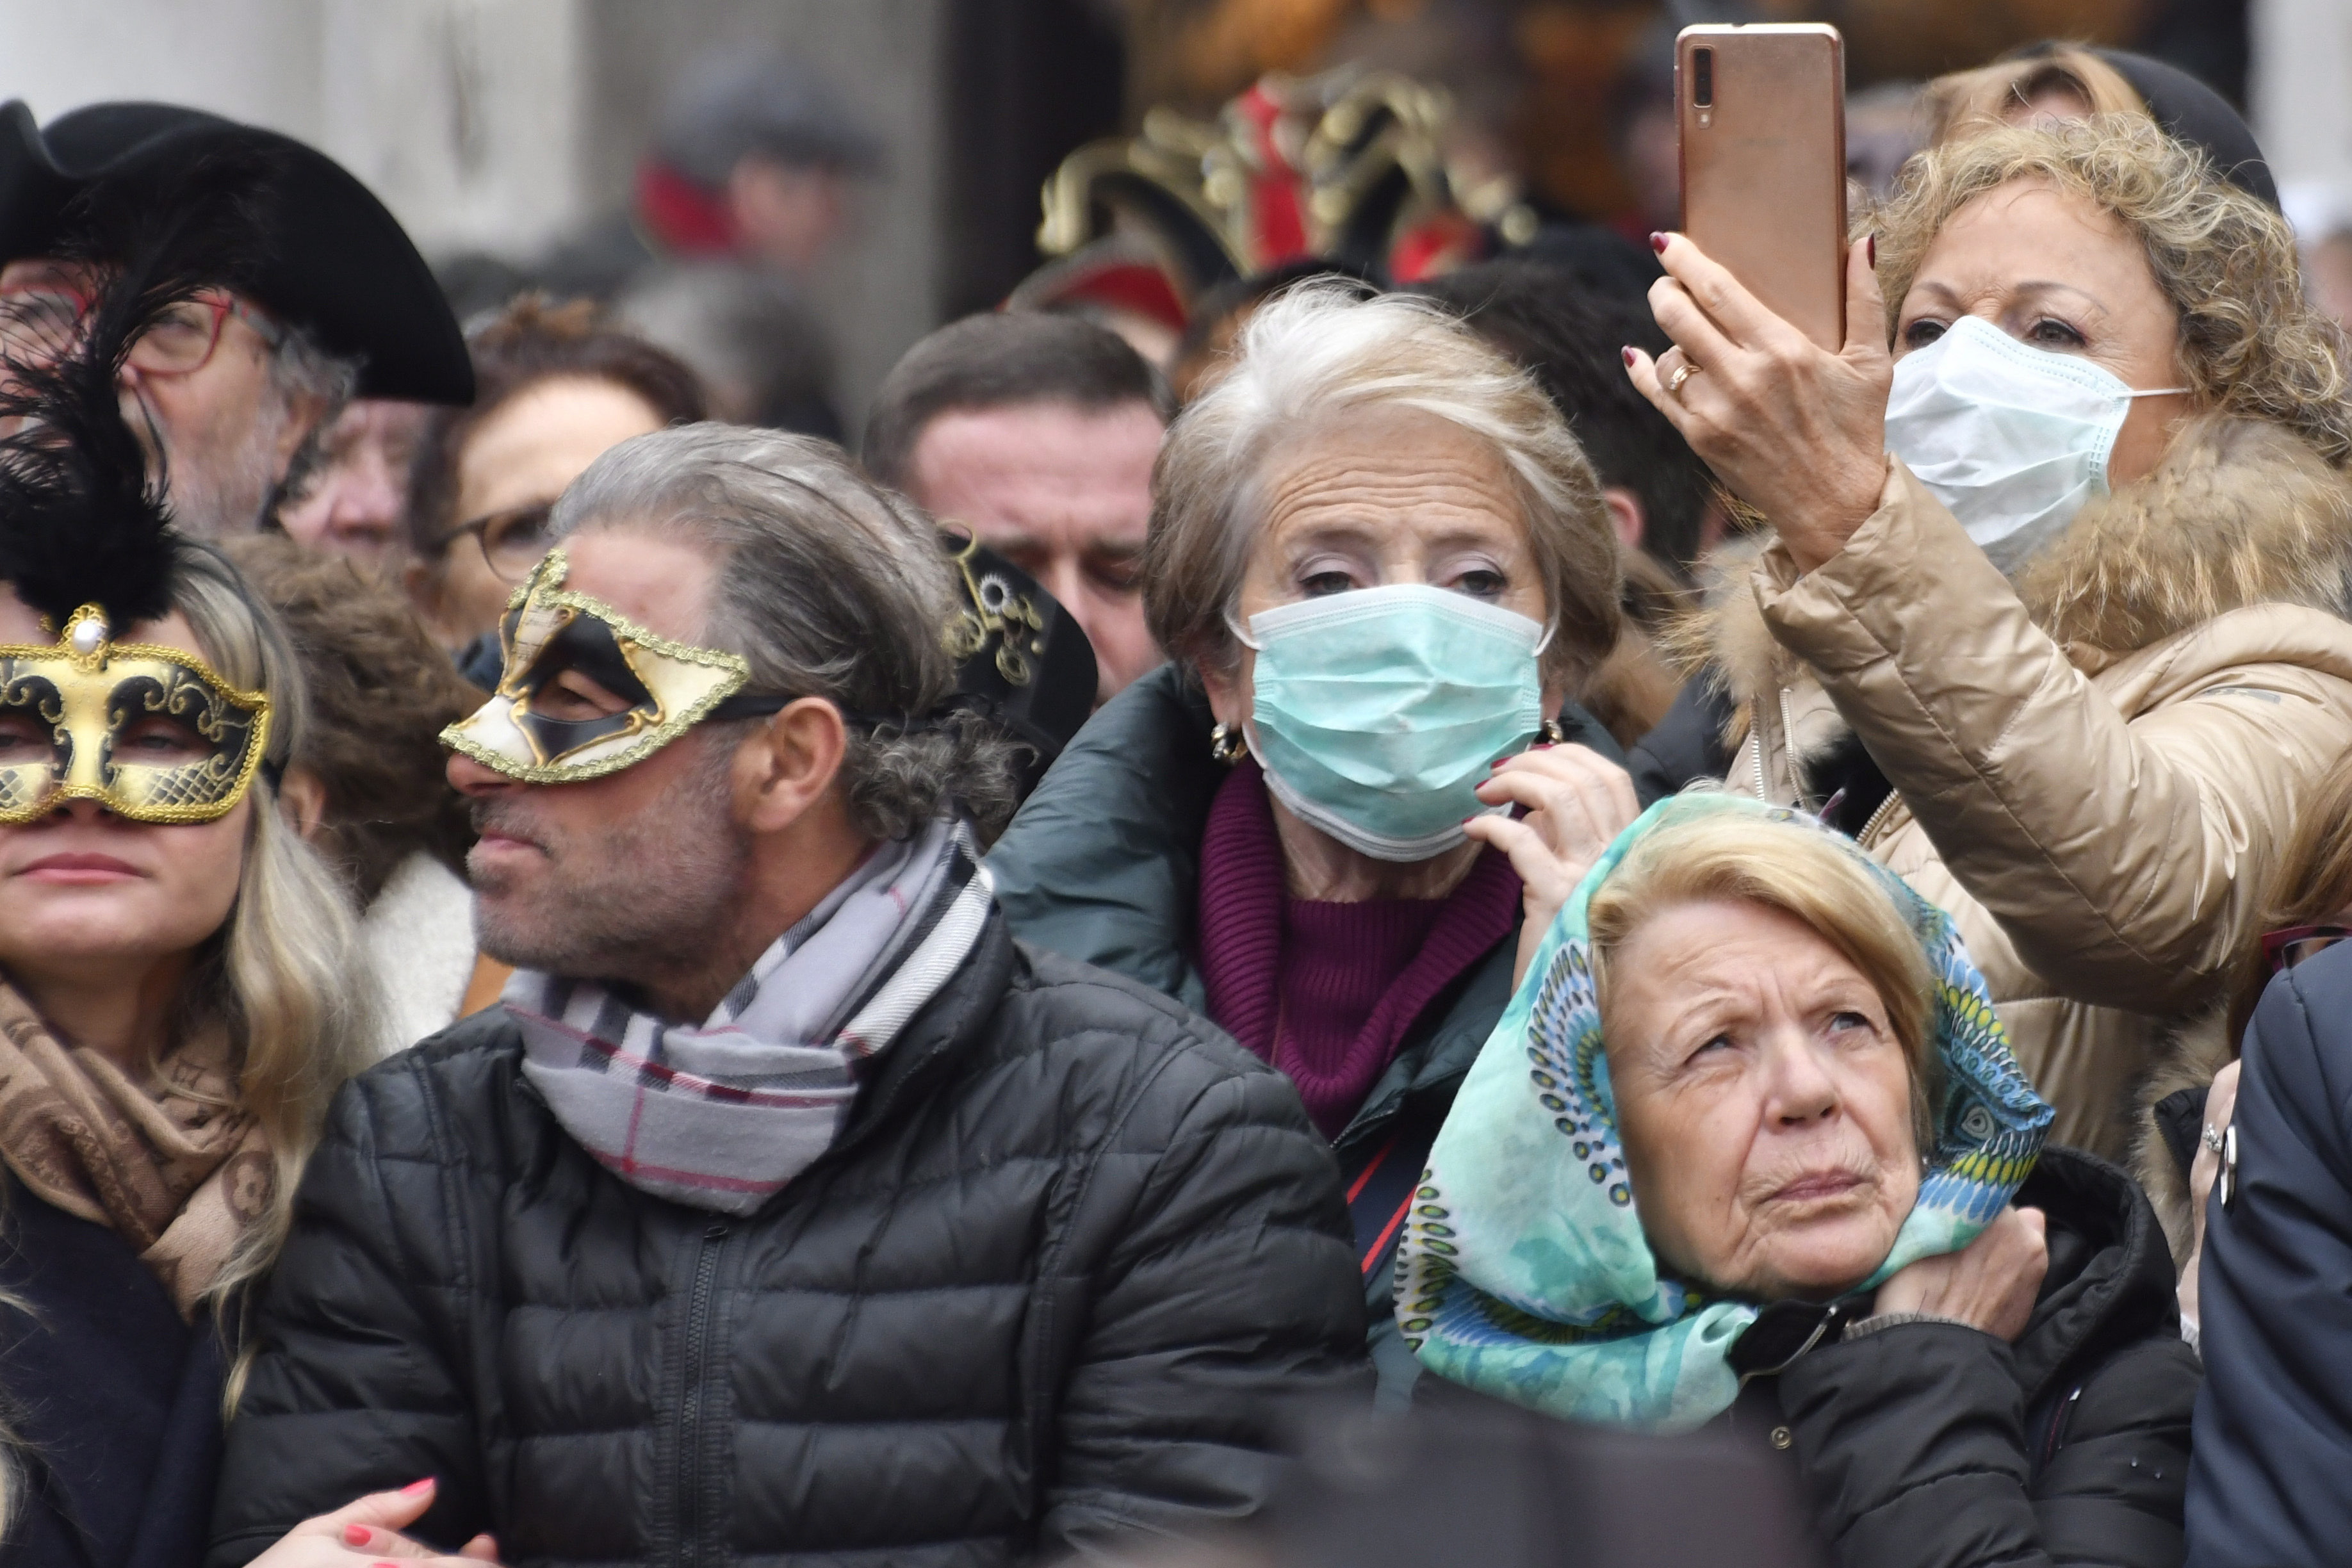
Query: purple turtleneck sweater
xmin=1195 ymin=761 xmax=1523 ymax=1138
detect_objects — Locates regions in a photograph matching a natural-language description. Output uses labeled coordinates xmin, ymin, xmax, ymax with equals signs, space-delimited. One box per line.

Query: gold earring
xmin=1209 ymin=722 xmax=1248 ymax=765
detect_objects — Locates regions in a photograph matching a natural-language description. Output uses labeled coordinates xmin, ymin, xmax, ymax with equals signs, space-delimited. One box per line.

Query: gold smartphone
xmin=1676 ymin=23 xmax=1849 ymax=350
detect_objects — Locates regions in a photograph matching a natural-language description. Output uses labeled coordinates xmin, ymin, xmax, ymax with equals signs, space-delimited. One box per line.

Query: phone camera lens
xmin=1692 ymin=47 xmax=1714 ymax=108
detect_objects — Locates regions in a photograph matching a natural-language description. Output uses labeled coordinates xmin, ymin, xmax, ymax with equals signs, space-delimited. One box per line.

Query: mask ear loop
xmin=1225 ymin=609 xmax=1262 ymax=653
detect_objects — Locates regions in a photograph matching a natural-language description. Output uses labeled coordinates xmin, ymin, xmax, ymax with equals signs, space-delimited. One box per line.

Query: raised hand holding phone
xmin=1624 ymin=24 xmax=1893 ymax=573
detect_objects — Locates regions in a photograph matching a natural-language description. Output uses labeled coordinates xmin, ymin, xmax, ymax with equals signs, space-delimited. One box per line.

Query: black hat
xmin=938 ymin=534 xmax=1097 ymax=801
xmin=0 ymin=100 xmax=473 ymax=404
xmin=2091 ymin=50 xmax=2278 ymax=211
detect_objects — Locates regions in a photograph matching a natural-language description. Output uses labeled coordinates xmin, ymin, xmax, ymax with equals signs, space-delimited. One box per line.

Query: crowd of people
xmin=1 ymin=33 xmax=2349 ymax=1568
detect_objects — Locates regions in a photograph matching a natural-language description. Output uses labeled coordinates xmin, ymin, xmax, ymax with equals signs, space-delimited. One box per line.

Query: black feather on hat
xmin=0 ymin=143 xmax=282 ymax=633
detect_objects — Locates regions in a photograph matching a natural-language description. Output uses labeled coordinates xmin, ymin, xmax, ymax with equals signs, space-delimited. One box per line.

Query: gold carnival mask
xmin=0 ymin=603 xmax=272 ymax=825
xmin=441 ymin=548 xmax=787 ymax=784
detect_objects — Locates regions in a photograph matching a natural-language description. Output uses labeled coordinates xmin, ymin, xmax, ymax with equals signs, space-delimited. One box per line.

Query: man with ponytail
xmin=209 ymin=424 xmax=1366 ymax=1567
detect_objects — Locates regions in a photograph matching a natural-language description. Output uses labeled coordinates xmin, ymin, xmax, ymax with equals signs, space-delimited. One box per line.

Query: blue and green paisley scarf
xmin=1396 ymin=792 xmax=2052 ymax=1432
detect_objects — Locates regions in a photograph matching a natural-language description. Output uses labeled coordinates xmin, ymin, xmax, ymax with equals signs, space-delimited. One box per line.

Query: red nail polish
xmin=1649 ymin=231 xmax=1668 ymax=253
xmin=1621 ymin=346 xmax=1637 ymax=367
xmin=400 ymin=1477 xmax=434 ymax=1496
xmin=1867 ymin=233 xmax=1877 ymax=267
xmin=344 ymin=1524 xmax=374 ymax=1547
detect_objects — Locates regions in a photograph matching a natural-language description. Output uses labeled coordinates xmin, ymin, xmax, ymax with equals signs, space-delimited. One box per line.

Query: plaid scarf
xmin=512 ymin=817 xmax=993 ymax=1214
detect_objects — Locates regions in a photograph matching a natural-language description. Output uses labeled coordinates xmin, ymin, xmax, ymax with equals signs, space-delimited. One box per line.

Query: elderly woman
xmin=1403 ymin=795 xmax=2199 ymax=1568
xmin=1626 ymin=116 xmax=2352 ymax=1157
xmin=990 ymin=285 xmax=1641 ymax=1391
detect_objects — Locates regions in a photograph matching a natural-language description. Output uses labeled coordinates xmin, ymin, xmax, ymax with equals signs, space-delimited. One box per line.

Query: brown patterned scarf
xmin=0 ymin=982 xmax=274 ymax=1317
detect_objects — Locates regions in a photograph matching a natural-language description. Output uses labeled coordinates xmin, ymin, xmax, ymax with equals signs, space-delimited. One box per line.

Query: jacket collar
xmin=1692 ymin=414 xmax=2352 ymax=730
xmin=2004 ymin=1145 xmax=2182 ymax=1406
xmin=824 ymin=910 xmax=1022 ymax=1165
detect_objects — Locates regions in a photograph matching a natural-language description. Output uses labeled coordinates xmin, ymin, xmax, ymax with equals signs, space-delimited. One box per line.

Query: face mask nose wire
xmin=1225 ymin=604 xmax=1553 ymax=655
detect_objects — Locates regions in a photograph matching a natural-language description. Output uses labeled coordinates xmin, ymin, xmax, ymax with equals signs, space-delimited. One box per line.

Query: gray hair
xmin=1145 ymin=282 xmax=1621 ymax=691
xmin=551 ymin=423 xmax=1022 ymax=839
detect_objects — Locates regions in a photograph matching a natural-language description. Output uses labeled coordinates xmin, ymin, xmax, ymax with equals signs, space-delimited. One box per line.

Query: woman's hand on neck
xmin=1270 ymin=796 xmax=1482 ymax=902
xmin=6 ymin=951 xmax=192 ymax=1072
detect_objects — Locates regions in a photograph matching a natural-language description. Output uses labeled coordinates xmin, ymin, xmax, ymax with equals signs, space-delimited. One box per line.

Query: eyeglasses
xmin=2260 ymin=924 xmax=2352 ymax=976
xmin=439 ymin=502 xmax=557 ymax=584
xmin=0 ymin=282 xmax=284 ymax=374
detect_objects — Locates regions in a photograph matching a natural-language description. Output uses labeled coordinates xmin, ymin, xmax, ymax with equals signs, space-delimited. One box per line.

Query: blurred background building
xmin=0 ymin=0 xmax=2324 ymax=434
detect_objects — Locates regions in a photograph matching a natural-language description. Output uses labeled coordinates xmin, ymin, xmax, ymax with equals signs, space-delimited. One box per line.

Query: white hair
xmin=1143 ymin=282 xmax=1621 ymax=687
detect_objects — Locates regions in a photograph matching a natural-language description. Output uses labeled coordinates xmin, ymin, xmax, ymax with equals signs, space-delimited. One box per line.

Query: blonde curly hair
xmin=1870 ymin=115 xmax=2352 ymax=467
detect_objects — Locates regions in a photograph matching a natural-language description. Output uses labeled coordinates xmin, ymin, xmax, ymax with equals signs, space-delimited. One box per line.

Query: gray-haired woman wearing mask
xmin=1633 ymin=115 xmax=2352 ymax=1159
xmin=988 ymin=284 xmax=1643 ymax=1394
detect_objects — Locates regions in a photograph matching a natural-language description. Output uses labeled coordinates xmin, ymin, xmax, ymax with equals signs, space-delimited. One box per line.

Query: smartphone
xmin=1676 ymin=24 xmax=1849 ymax=351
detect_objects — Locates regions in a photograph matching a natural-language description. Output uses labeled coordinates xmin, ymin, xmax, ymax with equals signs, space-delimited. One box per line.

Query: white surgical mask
xmin=1884 ymin=314 xmax=2187 ymax=571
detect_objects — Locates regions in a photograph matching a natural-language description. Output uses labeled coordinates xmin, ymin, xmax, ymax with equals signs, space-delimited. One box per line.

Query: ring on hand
xmin=1666 ymin=361 xmax=1699 ymax=397
xmin=2202 ymin=1123 xmax=2226 ymax=1154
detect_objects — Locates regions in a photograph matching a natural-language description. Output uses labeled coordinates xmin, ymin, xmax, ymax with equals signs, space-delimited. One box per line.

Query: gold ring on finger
xmin=1666 ymin=361 xmax=1701 ymax=398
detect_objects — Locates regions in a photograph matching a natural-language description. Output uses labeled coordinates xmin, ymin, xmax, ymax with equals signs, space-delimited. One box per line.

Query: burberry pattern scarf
xmin=512 ymin=817 xmax=994 ymax=1214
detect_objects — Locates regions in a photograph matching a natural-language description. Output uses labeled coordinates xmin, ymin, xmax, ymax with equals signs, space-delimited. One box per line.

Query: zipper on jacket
xmin=1858 ymin=788 xmax=1902 ymax=846
xmin=676 ymin=1220 xmax=731 ymax=1567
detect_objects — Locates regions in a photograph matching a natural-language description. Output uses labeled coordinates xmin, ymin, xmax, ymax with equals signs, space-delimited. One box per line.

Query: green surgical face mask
xmin=1239 ymin=583 xmax=1549 ymax=863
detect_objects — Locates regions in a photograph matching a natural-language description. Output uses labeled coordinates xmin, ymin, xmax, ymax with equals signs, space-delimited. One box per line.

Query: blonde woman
xmin=0 ymin=263 xmax=376 ymax=1564
xmin=1630 ymin=115 xmax=2352 ymax=1156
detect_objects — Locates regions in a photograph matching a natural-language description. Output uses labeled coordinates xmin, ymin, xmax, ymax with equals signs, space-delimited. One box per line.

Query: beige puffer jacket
xmin=1706 ymin=416 xmax=2352 ymax=1157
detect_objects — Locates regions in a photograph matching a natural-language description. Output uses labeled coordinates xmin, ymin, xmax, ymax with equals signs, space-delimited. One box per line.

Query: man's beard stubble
xmin=468 ymin=739 xmax=752 ymax=989
xmin=139 ymin=385 xmax=298 ymax=541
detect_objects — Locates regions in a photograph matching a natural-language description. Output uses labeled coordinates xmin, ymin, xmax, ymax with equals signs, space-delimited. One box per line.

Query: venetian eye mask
xmin=0 ymin=604 xmax=272 ymax=825
xmin=441 ymin=548 xmax=787 ymax=784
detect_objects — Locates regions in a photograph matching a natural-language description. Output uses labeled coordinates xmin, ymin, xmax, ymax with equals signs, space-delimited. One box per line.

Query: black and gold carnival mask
xmin=0 ymin=603 xmax=270 ymax=824
xmin=441 ymin=548 xmax=783 ymax=783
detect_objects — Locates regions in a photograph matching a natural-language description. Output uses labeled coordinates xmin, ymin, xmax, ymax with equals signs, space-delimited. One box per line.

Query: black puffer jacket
xmin=1727 ymin=1147 xmax=2200 ymax=1568
xmin=208 ymin=916 xmax=1368 ymax=1567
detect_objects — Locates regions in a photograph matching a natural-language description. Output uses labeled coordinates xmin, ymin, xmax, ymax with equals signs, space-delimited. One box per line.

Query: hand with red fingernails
xmin=1623 ymin=231 xmax=1893 ymax=575
xmin=240 ymin=1476 xmax=503 ymax=1566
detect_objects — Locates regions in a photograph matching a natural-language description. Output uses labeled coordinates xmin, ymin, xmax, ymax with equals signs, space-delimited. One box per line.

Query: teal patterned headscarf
xmin=1396 ymin=792 xmax=2051 ymax=1432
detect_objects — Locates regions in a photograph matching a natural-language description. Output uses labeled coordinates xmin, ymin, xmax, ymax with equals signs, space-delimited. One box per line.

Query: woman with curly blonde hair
xmin=1627 ymin=113 xmax=2352 ymax=1158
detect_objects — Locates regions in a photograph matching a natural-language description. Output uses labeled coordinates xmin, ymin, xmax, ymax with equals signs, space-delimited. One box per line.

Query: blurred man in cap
xmin=0 ymin=101 xmax=471 ymax=540
xmin=537 ymin=47 xmax=881 ymax=301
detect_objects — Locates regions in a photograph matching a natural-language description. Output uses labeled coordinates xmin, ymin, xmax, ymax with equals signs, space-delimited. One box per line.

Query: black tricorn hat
xmin=0 ymin=100 xmax=473 ymax=404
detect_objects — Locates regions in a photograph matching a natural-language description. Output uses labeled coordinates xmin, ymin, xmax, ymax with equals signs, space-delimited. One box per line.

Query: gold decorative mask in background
xmin=0 ymin=604 xmax=272 ymax=825
xmin=441 ymin=548 xmax=778 ymax=784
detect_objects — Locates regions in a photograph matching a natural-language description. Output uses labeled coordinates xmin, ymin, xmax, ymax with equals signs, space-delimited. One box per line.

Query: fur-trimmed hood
xmin=1690 ymin=415 xmax=2352 ymax=715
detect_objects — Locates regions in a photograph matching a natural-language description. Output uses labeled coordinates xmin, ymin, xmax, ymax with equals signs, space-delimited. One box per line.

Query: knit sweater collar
xmin=1195 ymin=762 xmax=1522 ymax=1137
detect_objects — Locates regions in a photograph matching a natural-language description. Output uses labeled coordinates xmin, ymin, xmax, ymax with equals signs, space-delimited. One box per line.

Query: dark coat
xmin=1726 ymin=1147 xmax=2199 ymax=1568
xmin=987 ymin=666 xmax=1626 ymax=1398
xmin=2185 ymin=943 xmax=2352 ymax=1567
xmin=0 ymin=1177 xmax=226 ymax=1568
xmin=207 ymin=914 xmax=1368 ymax=1567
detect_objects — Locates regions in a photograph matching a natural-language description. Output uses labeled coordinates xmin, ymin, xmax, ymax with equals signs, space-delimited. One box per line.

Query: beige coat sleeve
xmin=1754 ymin=461 xmax=2352 ymax=1015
